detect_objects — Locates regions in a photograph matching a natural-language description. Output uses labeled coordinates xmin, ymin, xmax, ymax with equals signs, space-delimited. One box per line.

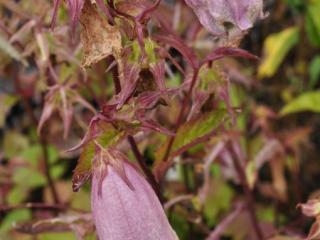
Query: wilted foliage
xmin=1 ymin=0 xmax=320 ymax=240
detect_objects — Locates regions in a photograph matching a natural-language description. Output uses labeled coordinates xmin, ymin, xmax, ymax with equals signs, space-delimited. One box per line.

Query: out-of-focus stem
xmin=0 ymin=202 xmax=85 ymax=213
xmin=13 ymin=73 xmax=60 ymax=204
xmin=228 ymin=143 xmax=264 ymax=240
xmin=39 ymin=137 xmax=60 ymax=204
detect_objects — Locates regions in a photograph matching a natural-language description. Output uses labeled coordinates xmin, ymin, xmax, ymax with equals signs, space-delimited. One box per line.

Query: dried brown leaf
xmin=80 ymin=1 xmax=122 ymax=68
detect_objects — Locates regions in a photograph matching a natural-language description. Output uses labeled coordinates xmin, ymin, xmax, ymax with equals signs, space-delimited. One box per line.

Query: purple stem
xmin=228 ymin=142 xmax=264 ymax=240
xmin=110 ymin=61 xmax=163 ymax=202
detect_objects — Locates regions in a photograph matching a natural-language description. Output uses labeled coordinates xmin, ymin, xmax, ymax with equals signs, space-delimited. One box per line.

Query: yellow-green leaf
xmin=305 ymin=0 xmax=320 ymax=47
xmin=0 ymin=33 xmax=27 ymax=65
xmin=280 ymin=91 xmax=320 ymax=115
xmin=258 ymin=27 xmax=299 ymax=78
xmin=155 ymin=109 xmax=228 ymax=162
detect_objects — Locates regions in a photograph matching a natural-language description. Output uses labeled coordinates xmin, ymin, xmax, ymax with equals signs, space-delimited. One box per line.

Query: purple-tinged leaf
xmin=95 ymin=0 xmax=114 ymax=22
xmin=206 ymin=202 xmax=245 ymax=240
xmin=154 ymin=109 xmax=228 ymax=181
xmin=38 ymin=83 xmax=95 ymax=139
xmin=66 ymin=114 xmax=104 ymax=153
xmin=10 ymin=20 xmax=36 ymax=44
xmin=37 ymin=102 xmax=55 ymax=136
xmin=150 ymin=61 xmax=166 ymax=92
xmin=155 ymin=47 xmax=186 ymax=76
xmin=199 ymin=141 xmax=226 ymax=203
xmin=187 ymin=91 xmax=209 ymax=121
xmin=51 ymin=0 xmax=84 ymax=34
xmin=307 ymin=220 xmax=320 ymax=240
xmin=154 ymin=34 xmax=199 ymax=70
xmin=51 ymin=0 xmax=61 ymax=29
xmin=71 ymin=118 xmax=136 ymax=192
xmin=73 ymin=94 xmax=96 ymax=114
xmin=67 ymin=0 xmax=85 ymax=35
xmin=117 ymin=63 xmax=140 ymax=108
xmin=137 ymin=91 xmax=163 ymax=109
xmin=51 ymin=0 xmax=114 ymax=34
xmin=140 ymin=119 xmax=175 ymax=136
xmin=136 ymin=0 xmax=161 ymax=22
xmin=201 ymin=47 xmax=259 ymax=67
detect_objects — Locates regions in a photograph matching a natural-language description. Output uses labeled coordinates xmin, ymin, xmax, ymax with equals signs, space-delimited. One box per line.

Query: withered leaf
xmin=80 ymin=1 xmax=122 ymax=68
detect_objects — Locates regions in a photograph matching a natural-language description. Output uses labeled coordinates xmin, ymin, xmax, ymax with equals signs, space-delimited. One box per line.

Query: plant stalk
xmin=110 ymin=61 xmax=163 ymax=202
xmin=229 ymin=142 xmax=264 ymax=240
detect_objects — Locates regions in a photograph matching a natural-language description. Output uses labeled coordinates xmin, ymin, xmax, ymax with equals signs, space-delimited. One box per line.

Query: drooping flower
xmin=185 ymin=0 xmax=264 ymax=35
xmin=91 ymin=148 xmax=179 ymax=240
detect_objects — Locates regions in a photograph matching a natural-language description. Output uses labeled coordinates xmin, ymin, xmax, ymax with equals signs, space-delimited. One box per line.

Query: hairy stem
xmin=127 ymin=135 xmax=164 ymax=203
xmin=110 ymin=61 xmax=163 ymax=202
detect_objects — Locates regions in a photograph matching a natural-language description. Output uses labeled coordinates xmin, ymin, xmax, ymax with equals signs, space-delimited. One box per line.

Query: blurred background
xmin=1 ymin=0 xmax=320 ymax=239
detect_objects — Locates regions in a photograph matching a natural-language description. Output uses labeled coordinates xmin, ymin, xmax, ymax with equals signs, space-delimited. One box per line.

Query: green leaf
xmin=3 ymin=131 xmax=29 ymax=159
xmin=305 ymin=0 xmax=320 ymax=47
xmin=0 ymin=94 xmax=19 ymax=128
xmin=7 ymin=186 xmax=28 ymax=204
xmin=204 ymin=176 xmax=234 ymax=227
xmin=198 ymin=65 xmax=225 ymax=91
xmin=128 ymin=38 xmax=159 ymax=65
xmin=13 ymin=168 xmax=47 ymax=188
xmin=51 ymin=163 xmax=67 ymax=179
xmin=257 ymin=205 xmax=276 ymax=223
xmin=0 ymin=33 xmax=27 ymax=65
xmin=286 ymin=0 xmax=304 ymax=11
xmin=0 ymin=209 xmax=31 ymax=234
xmin=144 ymin=38 xmax=158 ymax=64
xmin=20 ymin=145 xmax=42 ymax=167
xmin=70 ymin=189 xmax=91 ymax=211
xmin=38 ymin=233 xmax=76 ymax=240
xmin=169 ymin=211 xmax=190 ymax=240
xmin=155 ymin=109 xmax=228 ymax=162
xmin=72 ymin=121 xmax=127 ymax=191
xmin=280 ymin=91 xmax=320 ymax=115
xmin=309 ymin=56 xmax=320 ymax=89
xmin=258 ymin=27 xmax=299 ymax=78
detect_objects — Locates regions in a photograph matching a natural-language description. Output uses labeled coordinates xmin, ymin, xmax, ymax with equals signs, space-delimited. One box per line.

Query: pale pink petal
xmin=91 ymin=162 xmax=179 ymax=240
xmin=185 ymin=0 xmax=264 ymax=35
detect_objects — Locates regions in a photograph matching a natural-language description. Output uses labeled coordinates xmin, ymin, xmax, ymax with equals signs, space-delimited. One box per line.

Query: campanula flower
xmin=185 ymin=0 xmax=264 ymax=35
xmin=91 ymin=148 xmax=179 ymax=240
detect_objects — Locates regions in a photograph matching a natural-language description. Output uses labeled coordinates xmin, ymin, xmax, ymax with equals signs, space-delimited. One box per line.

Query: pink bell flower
xmin=91 ymin=148 xmax=179 ymax=240
xmin=185 ymin=0 xmax=264 ymax=35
